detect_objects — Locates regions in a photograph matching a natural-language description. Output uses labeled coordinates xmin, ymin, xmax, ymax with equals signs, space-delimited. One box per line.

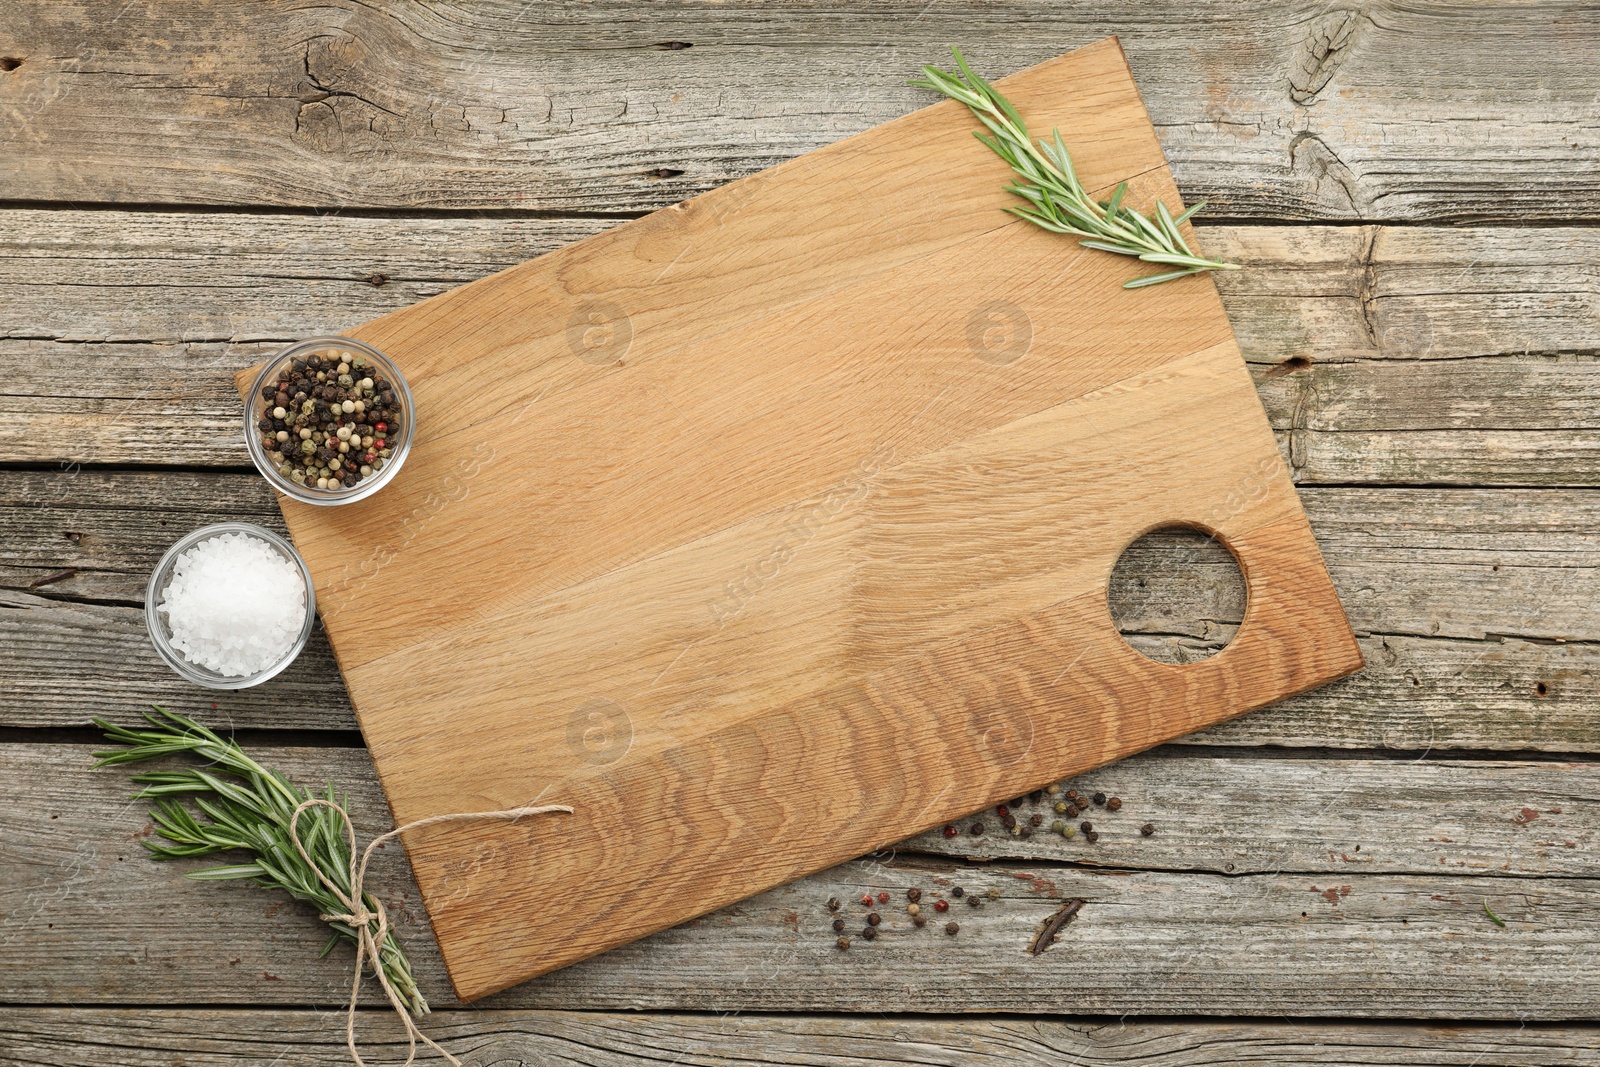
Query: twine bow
xmin=288 ymin=798 xmax=573 ymax=1066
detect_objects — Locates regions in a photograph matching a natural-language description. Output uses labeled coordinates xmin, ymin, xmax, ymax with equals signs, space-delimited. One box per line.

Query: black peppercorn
xmin=967 ymin=895 xmax=982 ymax=908
xmin=912 ymin=915 xmax=927 ymax=928
xmin=832 ymin=917 xmax=845 ymax=932
xmin=951 ymin=886 xmax=964 ymax=898
xmin=1141 ymin=823 xmax=1155 ymax=836
xmin=861 ymin=926 xmax=877 ymax=941
xmin=907 ymin=888 xmax=921 ymax=903
xmin=1080 ymin=820 xmax=1093 ymax=833
xmin=1107 ymin=796 xmax=1122 ymax=811
xmin=1085 ymin=830 xmax=1100 ymax=843
xmin=827 ymin=897 xmax=840 ymax=912
xmin=1029 ymin=813 xmax=1043 ymax=827
xmin=945 ymin=921 xmax=959 ymax=935
xmin=1019 ymin=825 xmax=1033 ymax=838
xmin=1001 ymin=814 xmax=1016 ymax=829
xmin=867 ymin=912 xmax=880 ymax=926
xmin=836 ymin=936 xmax=850 ymax=950
xmin=1029 ymin=790 xmax=1043 ymax=804
xmin=969 ymin=823 xmax=984 ymax=836
xmin=1092 ymin=792 xmax=1107 ymax=807
xmin=1065 ymin=804 xmax=1080 ymax=818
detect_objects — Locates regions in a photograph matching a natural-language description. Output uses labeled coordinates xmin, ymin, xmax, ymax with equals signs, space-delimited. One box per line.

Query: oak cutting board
xmin=238 ymin=37 xmax=1362 ymax=1001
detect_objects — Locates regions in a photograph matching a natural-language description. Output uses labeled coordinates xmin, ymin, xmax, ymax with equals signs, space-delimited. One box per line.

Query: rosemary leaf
xmin=1123 ymin=268 xmax=1206 ymax=289
xmin=914 ymin=47 xmax=1240 ymax=288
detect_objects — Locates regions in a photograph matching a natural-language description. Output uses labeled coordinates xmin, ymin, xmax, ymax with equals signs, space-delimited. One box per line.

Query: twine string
xmin=288 ymin=799 xmax=573 ymax=1067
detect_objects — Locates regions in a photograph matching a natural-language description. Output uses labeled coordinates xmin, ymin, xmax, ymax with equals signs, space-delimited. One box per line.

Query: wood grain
xmin=221 ymin=41 xmax=1358 ymax=999
xmin=4 ymin=743 xmax=1596 ymax=1017
xmin=2 ymin=2 xmax=1598 ymax=220
xmin=3 ymin=1010 xmax=1594 ymax=1067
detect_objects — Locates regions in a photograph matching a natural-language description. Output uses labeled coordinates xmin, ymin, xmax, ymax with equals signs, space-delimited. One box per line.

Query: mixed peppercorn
xmin=828 ymin=882 xmax=998 ymax=950
xmin=256 ymin=349 xmax=401 ymax=491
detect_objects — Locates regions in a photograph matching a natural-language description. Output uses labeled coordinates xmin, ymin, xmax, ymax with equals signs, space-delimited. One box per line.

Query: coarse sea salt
xmin=160 ymin=531 xmax=305 ymax=676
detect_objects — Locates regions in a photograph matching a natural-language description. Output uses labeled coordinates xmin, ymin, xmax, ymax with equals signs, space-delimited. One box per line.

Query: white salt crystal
xmin=159 ymin=531 xmax=305 ymax=677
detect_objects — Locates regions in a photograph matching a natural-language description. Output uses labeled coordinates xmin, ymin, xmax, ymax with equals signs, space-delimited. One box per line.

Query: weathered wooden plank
xmin=3 ymin=214 xmax=1597 ymax=484
xmin=6 ymin=475 xmax=1596 ymax=753
xmin=2 ymin=2 xmax=1597 ymax=220
xmin=2 ymin=1009 xmax=1594 ymax=1067
xmin=2 ymin=743 xmax=1595 ymax=1017
xmin=0 ymin=589 xmax=354 ymax=725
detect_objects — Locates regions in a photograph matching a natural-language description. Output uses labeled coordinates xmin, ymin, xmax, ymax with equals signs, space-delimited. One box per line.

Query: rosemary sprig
xmin=911 ymin=47 xmax=1240 ymax=288
xmin=93 ymin=706 xmax=428 ymax=1016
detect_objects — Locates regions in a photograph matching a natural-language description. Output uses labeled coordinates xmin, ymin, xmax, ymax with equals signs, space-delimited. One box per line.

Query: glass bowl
xmin=145 ymin=522 xmax=316 ymax=690
xmin=244 ymin=337 xmax=414 ymax=506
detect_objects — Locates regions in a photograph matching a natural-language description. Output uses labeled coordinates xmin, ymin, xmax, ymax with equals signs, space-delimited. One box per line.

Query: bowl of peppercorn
xmin=245 ymin=337 xmax=413 ymax=505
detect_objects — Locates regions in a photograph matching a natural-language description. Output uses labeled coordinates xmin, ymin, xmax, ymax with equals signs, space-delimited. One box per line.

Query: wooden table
xmin=2 ymin=3 xmax=1597 ymax=1063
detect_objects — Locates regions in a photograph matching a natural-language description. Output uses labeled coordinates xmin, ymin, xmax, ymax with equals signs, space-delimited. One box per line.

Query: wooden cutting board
xmin=238 ymin=37 xmax=1361 ymax=1001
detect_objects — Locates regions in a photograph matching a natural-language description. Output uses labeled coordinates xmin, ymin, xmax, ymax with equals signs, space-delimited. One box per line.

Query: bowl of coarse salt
xmin=145 ymin=522 xmax=316 ymax=689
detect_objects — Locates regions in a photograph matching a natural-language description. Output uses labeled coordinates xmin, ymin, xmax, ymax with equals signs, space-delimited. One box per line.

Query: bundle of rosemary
xmin=93 ymin=706 xmax=428 ymax=1015
xmin=912 ymin=47 xmax=1239 ymax=288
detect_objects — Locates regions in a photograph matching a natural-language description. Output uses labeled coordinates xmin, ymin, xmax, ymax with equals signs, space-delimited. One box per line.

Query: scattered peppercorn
xmin=861 ymin=926 xmax=877 ymax=941
xmin=1045 ymin=783 xmax=1060 ymax=795
xmin=827 ymin=897 xmax=840 ymax=912
xmin=876 ymin=891 xmax=890 ymax=904
xmin=1053 ymin=801 xmax=1068 ymax=814
xmin=951 ymin=886 xmax=965 ymax=898
xmin=967 ymin=895 xmax=982 ymax=908
xmin=969 ymin=823 xmax=984 ymax=836
xmin=985 ymin=887 xmax=1000 ymax=900
xmin=1065 ymin=804 xmax=1080 ymax=818
xmin=867 ymin=912 xmax=881 ymax=926
xmin=1141 ymin=823 xmax=1156 ymax=836
xmin=1029 ymin=790 xmax=1043 ymax=803
xmin=996 ymin=804 xmax=1009 ymax=817
xmin=860 ymin=894 xmax=874 ymax=906
xmin=934 ymin=899 xmax=949 ymax=913
xmin=1051 ymin=820 xmax=1065 ymax=834
xmin=836 ymin=936 xmax=850 ymax=950
xmin=1080 ymin=821 xmax=1093 ymax=834
xmin=945 ymin=921 xmax=959 ymax=935
xmin=907 ymin=903 xmax=921 ymax=916
xmin=1001 ymin=814 xmax=1017 ymax=829
xmin=1086 ymin=830 xmax=1100 ymax=843
xmin=942 ymin=824 xmax=958 ymax=838
xmin=913 ymin=915 xmax=927 ymax=928
xmin=1107 ymin=796 xmax=1122 ymax=811
xmin=1092 ymin=792 xmax=1107 ymax=807
xmin=832 ymin=918 xmax=845 ymax=932
xmin=1019 ymin=825 xmax=1033 ymax=838
xmin=1029 ymin=813 xmax=1043 ymax=827
xmin=907 ymin=888 xmax=922 ymax=903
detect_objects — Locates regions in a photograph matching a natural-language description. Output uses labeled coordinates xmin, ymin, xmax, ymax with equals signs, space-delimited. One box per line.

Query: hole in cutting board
xmin=1108 ymin=526 xmax=1246 ymax=665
